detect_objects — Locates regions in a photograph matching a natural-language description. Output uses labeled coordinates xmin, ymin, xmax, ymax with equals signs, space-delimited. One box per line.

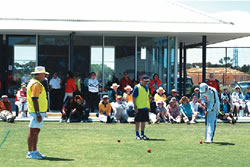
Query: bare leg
xmin=33 ymin=129 xmax=40 ymax=151
xmin=136 ymin=122 xmax=140 ymax=131
xmin=141 ymin=122 xmax=146 ymax=131
xmin=27 ymin=128 xmax=38 ymax=152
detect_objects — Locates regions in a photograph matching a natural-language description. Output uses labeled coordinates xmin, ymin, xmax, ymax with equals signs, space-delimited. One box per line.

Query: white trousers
xmin=0 ymin=110 xmax=14 ymax=121
xmin=205 ymin=110 xmax=217 ymax=143
xmin=15 ymin=101 xmax=27 ymax=112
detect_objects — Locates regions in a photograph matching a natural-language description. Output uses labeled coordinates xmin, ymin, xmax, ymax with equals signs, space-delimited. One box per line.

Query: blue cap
xmin=200 ymin=83 xmax=208 ymax=93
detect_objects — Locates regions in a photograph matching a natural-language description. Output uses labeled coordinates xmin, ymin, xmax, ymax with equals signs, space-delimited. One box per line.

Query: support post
xmin=202 ymin=36 xmax=207 ymax=83
xmin=179 ymin=42 xmax=183 ymax=96
xmin=183 ymin=46 xmax=187 ymax=95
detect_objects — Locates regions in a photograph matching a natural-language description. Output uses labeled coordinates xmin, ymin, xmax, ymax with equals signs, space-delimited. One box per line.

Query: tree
xmin=219 ymin=57 xmax=233 ymax=67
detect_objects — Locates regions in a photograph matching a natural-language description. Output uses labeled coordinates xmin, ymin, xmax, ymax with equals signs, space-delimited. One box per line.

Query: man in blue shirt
xmin=245 ymin=86 xmax=250 ymax=116
xmin=133 ymin=75 xmax=150 ymax=140
xmin=218 ymin=96 xmax=236 ymax=124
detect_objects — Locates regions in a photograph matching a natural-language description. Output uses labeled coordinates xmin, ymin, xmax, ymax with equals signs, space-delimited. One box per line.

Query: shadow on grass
xmin=213 ymin=142 xmax=235 ymax=146
xmin=146 ymin=138 xmax=166 ymax=142
xmin=41 ymin=157 xmax=74 ymax=161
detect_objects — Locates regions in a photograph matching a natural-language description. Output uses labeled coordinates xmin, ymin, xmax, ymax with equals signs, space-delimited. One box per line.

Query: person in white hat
xmin=190 ymin=87 xmax=200 ymax=103
xmin=154 ymin=87 xmax=166 ymax=104
xmin=199 ymin=83 xmax=220 ymax=143
xmin=98 ymin=95 xmax=113 ymax=123
xmin=123 ymin=85 xmax=134 ymax=117
xmin=26 ymin=66 xmax=48 ymax=159
xmin=231 ymin=85 xmax=245 ymax=117
xmin=155 ymin=100 xmax=167 ymax=123
xmin=15 ymin=83 xmax=28 ymax=118
xmin=109 ymin=83 xmax=122 ymax=103
xmin=112 ymin=95 xmax=129 ymax=123
xmin=0 ymin=95 xmax=16 ymax=123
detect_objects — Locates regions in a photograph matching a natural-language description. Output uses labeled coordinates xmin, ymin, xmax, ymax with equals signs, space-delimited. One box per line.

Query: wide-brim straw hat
xmin=103 ymin=95 xmax=109 ymax=99
xmin=31 ymin=66 xmax=49 ymax=75
xmin=110 ymin=83 xmax=120 ymax=89
xmin=116 ymin=95 xmax=123 ymax=100
xmin=1 ymin=95 xmax=8 ymax=98
xmin=156 ymin=87 xmax=165 ymax=93
xmin=124 ymin=85 xmax=133 ymax=91
xmin=169 ymin=97 xmax=177 ymax=103
xmin=194 ymin=87 xmax=200 ymax=91
xmin=170 ymin=89 xmax=178 ymax=93
xmin=235 ymin=85 xmax=241 ymax=89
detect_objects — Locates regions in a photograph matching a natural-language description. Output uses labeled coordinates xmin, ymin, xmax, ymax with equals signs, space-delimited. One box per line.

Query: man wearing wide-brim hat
xmin=26 ymin=66 xmax=48 ymax=159
xmin=166 ymin=89 xmax=181 ymax=105
xmin=109 ymin=83 xmax=122 ymax=103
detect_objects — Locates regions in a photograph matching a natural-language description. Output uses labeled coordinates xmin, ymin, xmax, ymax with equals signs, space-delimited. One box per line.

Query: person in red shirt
xmin=15 ymin=83 xmax=28 ymax=117
xmin=119 ymin=72 xmax=132 ymax=93
xmin=0 ymin=95 xmax=15 ymax=123
xmin=64 ymin=71 xmax=76 ymax=102
xmin=148 ymin=73 xmax=162 ymax=95
xmin=206 ymin=72 xmax=221 ymax=95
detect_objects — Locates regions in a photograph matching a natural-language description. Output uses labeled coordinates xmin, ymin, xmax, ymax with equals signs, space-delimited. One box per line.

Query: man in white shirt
xmin=112 ymin=96 xmax=129 ymax=123
xmin=88 ymin=72 xmax=99 ymax=112
xmin=49 ymin=73 xmax=61 ymax=110
xmin=232 ymin=85 xmax=245 ymax=116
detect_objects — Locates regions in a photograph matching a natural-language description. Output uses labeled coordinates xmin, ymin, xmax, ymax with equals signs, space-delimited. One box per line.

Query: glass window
xmin=7 ymin=36 xmax=36 ymax=96
xmin=38 ymin=36 xmax=69 ymax=78
xmin=104 ymin=36 xmax=135 ymax=91
xmin=169 ymin=37 xmax=176 ymax=91
xmin=72 ymin=36 xmax=103 ymax=90
xmin=137 ymin=37 xmax=168 ymax=91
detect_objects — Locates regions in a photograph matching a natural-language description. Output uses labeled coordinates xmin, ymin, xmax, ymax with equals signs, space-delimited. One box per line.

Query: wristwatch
xmin=36 ymin=111 xmax=41 ymax=116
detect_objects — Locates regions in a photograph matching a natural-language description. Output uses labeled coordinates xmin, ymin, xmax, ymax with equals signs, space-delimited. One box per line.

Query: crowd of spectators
xmin=1 ymin=71 xmax=250 ymax=124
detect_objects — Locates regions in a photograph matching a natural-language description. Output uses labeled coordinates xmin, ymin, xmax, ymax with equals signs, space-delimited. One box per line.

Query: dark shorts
xmin=135 ymin=109 xmax=149 ymax=122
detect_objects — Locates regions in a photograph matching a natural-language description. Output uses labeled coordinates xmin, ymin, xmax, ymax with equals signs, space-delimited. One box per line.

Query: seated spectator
xmin=189 ymin=87 xmax=200 ymax=103
xmin=180 ymin=96 xmax=199 ymax=124
xmin=149 ymin=95 xmax=157 ymax=124
xmin=166 ymin=89 xmax=181 ymax=105
xmin=221 ymin=87 xmax=232 ymax=104
xmin=245 ymin=86 xmax=250 ymax=117
xmin=155 ymin=100 xmax=168 ymax=123
xmin=123 ymin=85 xmax=135 ymax=117
xmin=148 ymin=73 xmax=162 ymax=95
xmin=119 ymin=72 xmax=133 ymax=93
xmin=15 ymin=83 xmax=27 ymax=118
xmin=71 ymin=95 xmax=88 ymax=123
xmin=232 ymin=85 xmax=245 ymax=116
xmin=190 ymin=96 xmax=206 ymax=118
xmin=218 ymin=96 xmax=236 ymax=124
xmin=154 ymin=87 xmax=167 ymax=103
xmin=166 ymin=97 xmax=181 ymax=123
xmin=60 ymin=97 xmax=75 ymax=123
xmin=0 ymin=95 xmax=15 ymax=123
xmin=112 ymin=95 xmax=128 ymax=123
xmin=109 ymin=83 xmax=122 ymax=103
xmin=98 ymin=95 xmax=113 ymax=123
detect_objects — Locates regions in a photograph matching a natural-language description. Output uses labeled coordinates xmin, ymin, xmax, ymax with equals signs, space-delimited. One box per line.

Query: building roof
xmin=0 ymin=0 xmax=250 ymax=44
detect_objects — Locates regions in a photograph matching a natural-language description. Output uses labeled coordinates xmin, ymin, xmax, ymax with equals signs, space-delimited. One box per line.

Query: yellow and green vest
xmin=27 ymin=78 xmax=48 ymax=113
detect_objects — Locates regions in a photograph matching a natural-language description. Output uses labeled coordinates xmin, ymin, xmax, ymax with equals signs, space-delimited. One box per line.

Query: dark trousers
xmin=50 ymin=89 xmax=61 ymax=110
xmin=88 ymin=92 xmax=99 ymax=112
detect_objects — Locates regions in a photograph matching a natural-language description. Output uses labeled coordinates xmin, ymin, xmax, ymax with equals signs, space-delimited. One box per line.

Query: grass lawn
xmin=0 ymin=122 xmax=250 ymax=167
